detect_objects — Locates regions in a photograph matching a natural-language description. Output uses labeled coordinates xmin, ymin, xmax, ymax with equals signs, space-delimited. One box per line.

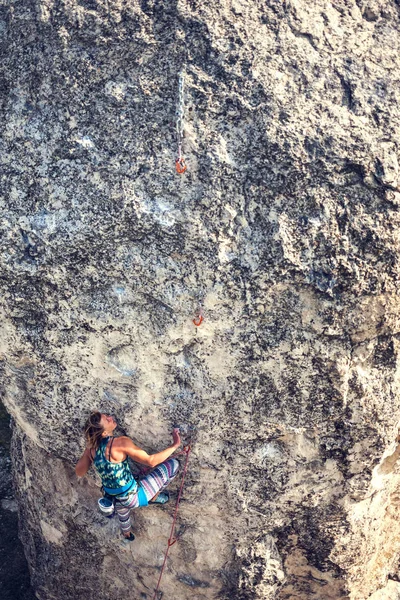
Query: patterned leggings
xmin=114 ymin=458 xmax=179 ymax=535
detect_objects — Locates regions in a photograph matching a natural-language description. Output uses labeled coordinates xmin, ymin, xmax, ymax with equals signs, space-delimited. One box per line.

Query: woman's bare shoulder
xmin=114 ymin=436 xmax=138 ymax=449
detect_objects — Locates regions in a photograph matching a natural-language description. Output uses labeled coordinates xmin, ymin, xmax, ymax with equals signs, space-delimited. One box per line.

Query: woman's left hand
xmin=172 ymin=428 xmax=181 ymax=449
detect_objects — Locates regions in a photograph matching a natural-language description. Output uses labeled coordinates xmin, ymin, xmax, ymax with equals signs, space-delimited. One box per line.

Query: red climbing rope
xmin=152 ymin=444 xmax=191 ymax=600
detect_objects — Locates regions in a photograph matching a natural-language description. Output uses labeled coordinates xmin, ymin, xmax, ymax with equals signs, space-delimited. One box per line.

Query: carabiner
xmin=175 ymin=157 xmax=187 ymax=174
xmin=193 ymin=315 xmax=203 ymax=327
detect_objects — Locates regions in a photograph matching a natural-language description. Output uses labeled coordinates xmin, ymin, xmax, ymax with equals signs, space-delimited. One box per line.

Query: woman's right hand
xmin=172 ymin=428 xmax=181 ymax=449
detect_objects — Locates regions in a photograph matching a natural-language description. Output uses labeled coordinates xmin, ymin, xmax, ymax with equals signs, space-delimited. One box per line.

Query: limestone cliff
xmin=2 ymin=0 xmax=400 ymax=599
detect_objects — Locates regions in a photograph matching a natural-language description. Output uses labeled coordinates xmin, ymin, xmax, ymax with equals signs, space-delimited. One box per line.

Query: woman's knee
xmin=168 ymin=457 xmax=180 ymax=477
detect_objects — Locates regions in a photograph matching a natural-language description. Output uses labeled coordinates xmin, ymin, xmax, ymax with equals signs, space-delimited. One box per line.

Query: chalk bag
xmin=98 ymin=497 xmax=115 ymax=518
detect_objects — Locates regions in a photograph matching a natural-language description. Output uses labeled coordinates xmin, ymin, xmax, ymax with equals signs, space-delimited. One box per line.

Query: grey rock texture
xmin=1 ymin=0 xmax=400 ymax=598
xmin=0 ymin=400 xmax=36 ymax=600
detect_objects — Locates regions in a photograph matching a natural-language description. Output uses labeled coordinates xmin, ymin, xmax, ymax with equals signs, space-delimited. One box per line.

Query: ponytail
xmin=84 ymin=411 xmax=104 ymax=450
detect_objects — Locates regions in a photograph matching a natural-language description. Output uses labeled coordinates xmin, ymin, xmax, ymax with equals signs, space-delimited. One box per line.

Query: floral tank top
xmin=93 ymin=437 xmax=136 ymax=495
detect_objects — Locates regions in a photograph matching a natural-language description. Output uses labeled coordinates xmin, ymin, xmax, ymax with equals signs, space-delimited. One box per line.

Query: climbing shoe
xmin=149 ymin=491 xmax=170 ymax=505
xmin=122 ymin=532 xmax=135 ymax=542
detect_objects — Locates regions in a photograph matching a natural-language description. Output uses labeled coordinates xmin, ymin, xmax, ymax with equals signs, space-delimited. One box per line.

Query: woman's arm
xmin=119 ymin=429 xmax=181 ymax=468
xmin=75 ymin=447 xmax=93 ymax=477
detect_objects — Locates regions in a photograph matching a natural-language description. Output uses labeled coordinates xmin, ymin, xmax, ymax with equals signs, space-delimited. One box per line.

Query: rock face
xmin=0 ymin=400 xmax=36 ymax=600
xmin=2 ymin=0 xmax=400 ymax=599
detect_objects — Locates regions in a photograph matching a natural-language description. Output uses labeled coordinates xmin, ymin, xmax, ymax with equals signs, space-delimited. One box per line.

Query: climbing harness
xmin=175 ymin=70 xmax=187 ymax=174
xmin=152 ymin=444 xmax=192 ymax=600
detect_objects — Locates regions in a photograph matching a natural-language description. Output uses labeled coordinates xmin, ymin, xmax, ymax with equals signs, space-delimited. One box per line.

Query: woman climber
xmin=75 ymin=412 xmax=181 ymax=541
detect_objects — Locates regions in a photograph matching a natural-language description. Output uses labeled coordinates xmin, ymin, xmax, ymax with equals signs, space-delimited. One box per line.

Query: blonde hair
xmin=84 ymin=411 xmax=104 ymax=449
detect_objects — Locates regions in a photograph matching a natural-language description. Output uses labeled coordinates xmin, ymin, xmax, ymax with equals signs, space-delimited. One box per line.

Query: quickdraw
xmin=193 ymin=314 xmax=203 ymax=327
xmin=175 ymin=70 xmax=187 ymax=174
xmin=175 ymin=156 xmax=187 ymax=174
xmin=152 ymin=445 xmax=191 ymax=600
xmin=193 ymin=304 xmax=203 ymax=326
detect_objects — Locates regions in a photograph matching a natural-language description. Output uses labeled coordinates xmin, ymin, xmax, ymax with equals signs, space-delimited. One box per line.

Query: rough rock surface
xmin=1 ymin=0 xmax=400 ymax=599
xmin=0 ymin=400 xmax=36 ymax=600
